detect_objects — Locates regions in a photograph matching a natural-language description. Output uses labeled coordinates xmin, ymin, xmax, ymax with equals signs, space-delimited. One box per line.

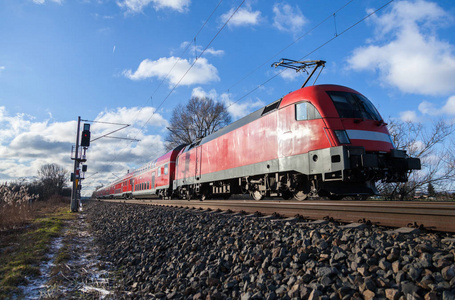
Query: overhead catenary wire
xmin=223 ymin=0 xmax=356 ymax=95
xmin=226 ymin=0 xmax=395 ymax=110
xmin=115 ymin=0 xmax=225 ymax=131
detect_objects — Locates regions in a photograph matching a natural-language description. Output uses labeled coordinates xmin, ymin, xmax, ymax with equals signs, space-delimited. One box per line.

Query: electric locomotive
xmin=172 ymin=83 xmax=420 ymax=200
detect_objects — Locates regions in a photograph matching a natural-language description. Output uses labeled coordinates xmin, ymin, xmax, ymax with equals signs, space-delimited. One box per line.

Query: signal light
xmin=81 ymin=123 xmax=91 ymax=147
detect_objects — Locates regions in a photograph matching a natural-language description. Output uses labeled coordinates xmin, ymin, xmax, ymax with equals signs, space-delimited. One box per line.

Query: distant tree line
xmin=1 ymin=163 xmax=70 ymax=204
xmin=0 ymin=163 xmax=70 ymax=229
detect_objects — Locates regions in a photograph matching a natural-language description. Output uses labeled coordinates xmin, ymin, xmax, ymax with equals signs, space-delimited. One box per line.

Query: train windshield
xmin=327 ymin=91 xmax=382 ymax=121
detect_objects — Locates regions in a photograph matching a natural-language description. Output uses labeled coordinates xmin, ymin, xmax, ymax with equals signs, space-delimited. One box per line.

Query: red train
xmin=93 ymin=84 xmax=420 ymax=201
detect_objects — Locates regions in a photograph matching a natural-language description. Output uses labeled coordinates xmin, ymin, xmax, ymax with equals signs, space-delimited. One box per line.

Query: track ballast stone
xmin=85 ymin=201 xmax=455 ymax=300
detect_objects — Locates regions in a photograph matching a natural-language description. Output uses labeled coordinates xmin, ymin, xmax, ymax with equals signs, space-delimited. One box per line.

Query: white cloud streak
xmin=418 ymin=95 xmax=455 ymax=116
xmin=347 ymin=0 xmax=455 ymax=96
xmin=273 ymin=3 xmax=307 ymax=34
xmin=117 ymin=0 xmax=190 ymax=14
xmin=32 ymin=0 xmax=63 ymax=4
xmin=399 ymin=110 xmax=418 ymax=122
xmin=179 ymin=41 xmax=225 ymax=57
xmin=220 ymin=6 xmax=261 ymax=27
xmin=123 ymin=56 xmax=220 ymax=87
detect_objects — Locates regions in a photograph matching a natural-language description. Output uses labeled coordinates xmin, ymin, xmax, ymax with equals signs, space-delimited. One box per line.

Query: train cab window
xmin=327 ymin=91 xmax=382 ymax=121
xmin=296 ymin=102 xmax=322 ymax=121
xmin=158 ymin=167 xmax=161 ymax=177
xmin=164 ymin=164 xmax=168 ymax=175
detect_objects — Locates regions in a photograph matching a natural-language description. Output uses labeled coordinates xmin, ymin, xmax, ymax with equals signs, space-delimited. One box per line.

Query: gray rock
xmin=318 ymin=266 xmax=337 ymax=277
xmin=442 ymin=291 xmax=455 ymax=300
xmin=380 ymin=259 xmax=392 ymax=271
xmin=401 ymin=282 xmax=419 ymax=295
xmin=441 ymin=265 xmax=455 ymax=281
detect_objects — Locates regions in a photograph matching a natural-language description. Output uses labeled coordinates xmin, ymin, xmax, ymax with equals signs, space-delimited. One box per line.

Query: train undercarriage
xmin=173 ymin=146 xmax=420 ymax=201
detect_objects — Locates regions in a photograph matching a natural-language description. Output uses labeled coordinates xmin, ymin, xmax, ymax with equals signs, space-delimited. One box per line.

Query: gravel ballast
xmin=86 ymin=201 xmax=455 ymax=299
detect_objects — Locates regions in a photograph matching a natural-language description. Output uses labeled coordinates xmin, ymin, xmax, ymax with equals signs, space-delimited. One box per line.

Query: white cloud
xmin=117 ymin=0 xmax=190 ymax=14
xmin=123 ymin=56 xmax=219 ymax=87
xmin=347 ymin=0 xmax=455 ymax=96
xmin=273 ymin=3 xmax=307 ymax=34
xmin=277 ymin=68 xmax=306 ymax=82
xmin=180 ymin=41 xmax=224 ymax=57
xmin=32 ymin=0 xmax=63 ymax=4
xmin=95 ymin=106 xmax=168 ymax=131
xmin=399 ymin=110 xmax=418 ymax=122
xmin=442 ymin=96 xmax=455 ymax=115
xmin=220 ymin=6 xmax=261 ymax=27
xmin=418 ymin=95 xmax=455 ymax=116
xmin=0 ymin=66 xmax=5 ymax=72
xmin=0 ymin=106 xmax=168 ymax=196
xmin=191 ymin=87 xmax=265 ymax=120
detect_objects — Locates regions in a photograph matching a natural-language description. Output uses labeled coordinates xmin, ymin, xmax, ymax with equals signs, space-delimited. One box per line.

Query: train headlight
xmin=335 ymin=130 xmax=351 ymax=144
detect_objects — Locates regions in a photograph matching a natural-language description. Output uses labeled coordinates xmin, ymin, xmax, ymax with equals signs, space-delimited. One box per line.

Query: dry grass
xmin=0 ymin=195 xmax=69 ymax=232
xmin=0 ymin=195 xmax=76 ymax=298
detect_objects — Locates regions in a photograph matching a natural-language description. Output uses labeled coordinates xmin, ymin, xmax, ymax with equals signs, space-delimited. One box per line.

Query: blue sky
xmin=1 ymin=0 xmax=455 ymax=195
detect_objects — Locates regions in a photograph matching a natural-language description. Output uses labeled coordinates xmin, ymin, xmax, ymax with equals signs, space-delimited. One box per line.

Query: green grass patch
xmin=0 ymin=207 xmax=77 ymax=298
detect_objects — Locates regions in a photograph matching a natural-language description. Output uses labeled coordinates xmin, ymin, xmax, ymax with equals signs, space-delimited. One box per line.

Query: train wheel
xmin=293 ymin=190 xmax=308 ymax=201
xmin=250 ymin=190 xmax=263 ymax=201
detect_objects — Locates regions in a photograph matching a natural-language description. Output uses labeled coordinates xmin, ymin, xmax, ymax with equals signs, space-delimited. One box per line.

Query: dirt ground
xmin=20 ymin=206 xmax=114 ymax=299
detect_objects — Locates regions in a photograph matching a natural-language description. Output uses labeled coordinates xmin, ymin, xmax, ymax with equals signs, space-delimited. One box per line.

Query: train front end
xmin=298 ymin=85 xmax=421 ymax=197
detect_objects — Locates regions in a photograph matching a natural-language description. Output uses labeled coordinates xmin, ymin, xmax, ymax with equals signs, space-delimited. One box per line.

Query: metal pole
xmin=71 ymin=116 xmax=81 ymax=212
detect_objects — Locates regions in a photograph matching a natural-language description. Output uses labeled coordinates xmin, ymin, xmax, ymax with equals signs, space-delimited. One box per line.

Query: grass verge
xmin=0 ymin=202 xmax=77 ymax=299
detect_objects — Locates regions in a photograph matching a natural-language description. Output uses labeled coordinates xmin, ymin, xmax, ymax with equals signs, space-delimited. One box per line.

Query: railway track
xmin=99 ymin=198 xmax=455 ymax=233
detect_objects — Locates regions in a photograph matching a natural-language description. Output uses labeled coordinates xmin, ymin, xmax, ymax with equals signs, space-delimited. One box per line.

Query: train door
xmin=152 ymin=172 xmax=155 ymax=190
xmin=278 ymin=105 xmax=294 ymax=157
xmin=195 ymin=145 xmax=202 ymax=180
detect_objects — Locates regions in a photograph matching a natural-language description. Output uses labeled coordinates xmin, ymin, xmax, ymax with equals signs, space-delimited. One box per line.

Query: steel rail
xmin=99 ymin=199 xmax=455 ymax=233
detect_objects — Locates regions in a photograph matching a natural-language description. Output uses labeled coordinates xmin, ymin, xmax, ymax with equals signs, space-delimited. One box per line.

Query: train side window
xmin=158 ymin=167 xmax=161 ymax=177
xmin=296 ymin=102 xmax=322 ymax=121
xmin=164 ymin=164 xmax=168 ymax=175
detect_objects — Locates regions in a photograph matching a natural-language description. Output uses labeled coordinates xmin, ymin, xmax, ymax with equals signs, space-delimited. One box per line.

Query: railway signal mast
xmin=71 ymin=117 xmax=90 ymax=212
xmin=70 ymin=117 xmax=138 ymax=212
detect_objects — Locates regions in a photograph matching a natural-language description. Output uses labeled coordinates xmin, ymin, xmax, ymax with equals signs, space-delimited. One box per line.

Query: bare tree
xmin=37 ymin=163 xmax=68 ymax=200
xmin=378 ymin=119 xmax=455 ymax=200
xmin=165 ymin=97 xmax=231 ymax=150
